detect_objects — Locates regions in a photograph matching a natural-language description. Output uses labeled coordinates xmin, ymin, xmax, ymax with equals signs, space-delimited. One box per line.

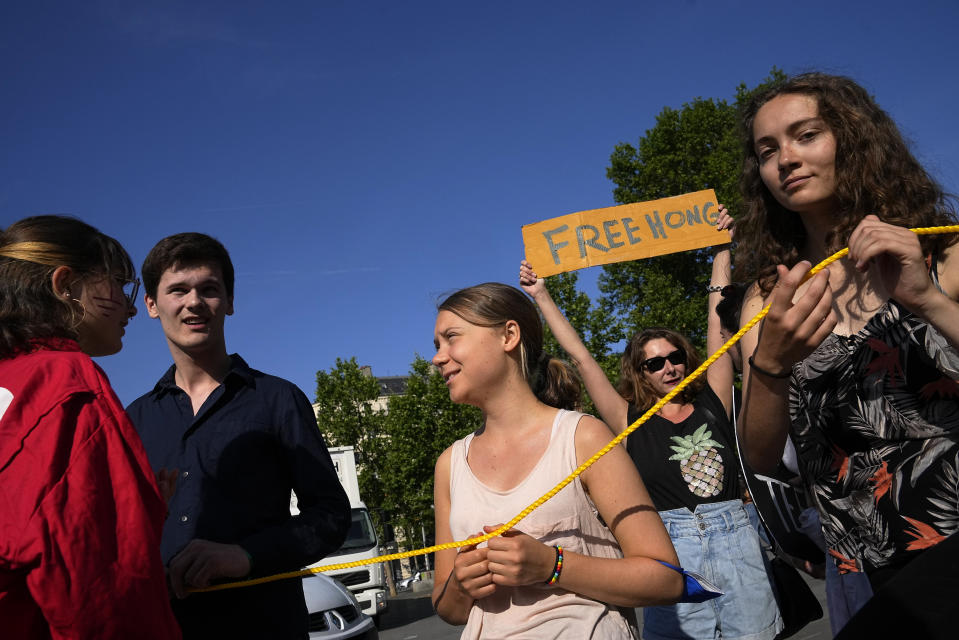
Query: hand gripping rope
xmin=195 ymin=225 xmax=959 ymax=593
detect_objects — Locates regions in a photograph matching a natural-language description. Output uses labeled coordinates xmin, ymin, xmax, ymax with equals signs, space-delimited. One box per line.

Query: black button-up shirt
xmin=128 ymin=355 xmax=350 ymax=639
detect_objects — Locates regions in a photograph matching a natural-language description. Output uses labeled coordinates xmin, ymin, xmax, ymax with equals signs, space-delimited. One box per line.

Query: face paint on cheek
xmin=91 ymin=294 xmax=123 ymax=316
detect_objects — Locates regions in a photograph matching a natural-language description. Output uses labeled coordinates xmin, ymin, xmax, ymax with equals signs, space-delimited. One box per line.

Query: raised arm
xmin=705 ymin=206 xmax=735 ymax=418
xmin=738 ymin=262 xmax=835 ymax=474
xmin=481 ymin=416 xmax=683 ymax=607
xmin=520 ymin=260 xmax=629 ymax=431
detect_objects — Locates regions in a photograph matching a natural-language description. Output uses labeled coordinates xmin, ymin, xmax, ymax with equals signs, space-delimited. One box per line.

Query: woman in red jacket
xmin=0 ymin=215 xmax=181 ymax=639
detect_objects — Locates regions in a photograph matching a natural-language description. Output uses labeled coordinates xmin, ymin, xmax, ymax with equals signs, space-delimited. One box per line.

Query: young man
xmin=127 ymin=233 xmax=350 ymax=639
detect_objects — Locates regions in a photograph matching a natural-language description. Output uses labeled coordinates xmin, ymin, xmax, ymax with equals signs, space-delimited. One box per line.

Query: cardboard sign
xmin=522 ymin=189 xmax=729 ymax=277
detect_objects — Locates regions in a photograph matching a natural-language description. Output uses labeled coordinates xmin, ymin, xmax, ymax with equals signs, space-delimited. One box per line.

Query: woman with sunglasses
xmin=520 ymin=207 xmax=783 ymax=640
xmin=0 ymin=216 xmax=180 ymax=639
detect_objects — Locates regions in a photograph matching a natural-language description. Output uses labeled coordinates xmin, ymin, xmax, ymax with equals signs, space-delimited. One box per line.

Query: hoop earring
xmin=64 ymin=292 xmax=86 ymax=331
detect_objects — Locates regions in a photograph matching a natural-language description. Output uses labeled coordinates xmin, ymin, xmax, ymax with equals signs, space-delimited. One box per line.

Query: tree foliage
xmin=383 ymin=357 xmax=481 ymax=548
xmin=598 ymin=68 xmax=787 ymax=355
xmin=313 ymin=68 xmax=790 ymax=552
xmin=314 ymin=356 xmax=481 ymax=550
xmin=314 ymin=357 xmax=389 ymax=526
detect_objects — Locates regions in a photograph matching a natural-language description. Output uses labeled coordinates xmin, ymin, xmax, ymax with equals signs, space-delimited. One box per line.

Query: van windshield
xmin=331 ymin=508 xmax=378 ymax=554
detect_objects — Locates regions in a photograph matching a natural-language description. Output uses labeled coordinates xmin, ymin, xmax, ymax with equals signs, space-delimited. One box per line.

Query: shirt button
xmin=698 ymin=522 xmax=706 ymax=531
xmin=181 ymin=471 xmax=190 ymax=479
xmin=180 ymin=515 xmax=189 ymax=523
xmin=696 ymin=514 xmax=703 ymax=520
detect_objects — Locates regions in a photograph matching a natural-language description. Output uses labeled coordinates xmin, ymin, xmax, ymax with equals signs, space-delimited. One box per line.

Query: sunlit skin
xmin=753 ymin=93 xmax=838 ymax=220
xmin=640 ymin=337 xmax=687 ymax=398
xmin=634 ymin=338 xmax=694 ymax=424
xmin=739 ymin=90 xmax=959 ymax=476
xmin=432 ymin=309 xmax=511 ymax=407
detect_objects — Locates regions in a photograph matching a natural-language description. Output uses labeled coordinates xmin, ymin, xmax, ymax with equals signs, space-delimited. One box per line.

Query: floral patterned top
xmin=788 ymin=280 xmax=959 ymax=576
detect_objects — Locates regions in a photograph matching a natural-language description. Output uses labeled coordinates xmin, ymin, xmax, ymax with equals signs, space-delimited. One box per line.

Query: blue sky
xmin=3 ymin=1 xmax=958 ymax=405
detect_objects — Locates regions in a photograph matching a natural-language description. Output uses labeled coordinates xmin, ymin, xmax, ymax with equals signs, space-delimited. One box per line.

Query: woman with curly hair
xmin=520 ymin=208 xmax=783 ymax=640
xmin=735 ymin=72 xmax=959 ymax=636
xmin=0 ymin=216 xmax=180 ymax=639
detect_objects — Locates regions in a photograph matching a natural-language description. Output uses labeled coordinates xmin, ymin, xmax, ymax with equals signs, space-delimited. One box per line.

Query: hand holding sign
xmin=522 ymin=189 xmax=730 ymax=277
xmin=518 ymin=260 xmax=544 ymax=297
xmin=716 ymin=206 xmax=734 ymax=241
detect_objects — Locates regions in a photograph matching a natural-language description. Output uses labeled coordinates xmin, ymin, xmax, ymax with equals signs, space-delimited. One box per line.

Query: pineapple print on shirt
xmin=668 ymin=423 xmax=725 ymax=497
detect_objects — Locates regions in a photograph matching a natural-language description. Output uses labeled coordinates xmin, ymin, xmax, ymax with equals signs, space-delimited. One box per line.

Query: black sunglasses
xmin=641 ymin=348 xmax=686 ymax=373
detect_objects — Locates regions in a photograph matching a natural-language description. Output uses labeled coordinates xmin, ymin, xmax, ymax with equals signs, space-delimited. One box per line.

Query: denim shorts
xmin=643 ymin=500 xmax=782 ymax=640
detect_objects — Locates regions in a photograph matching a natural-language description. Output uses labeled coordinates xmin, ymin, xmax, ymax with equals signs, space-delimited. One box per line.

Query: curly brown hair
xmin=735 ymin=72 xmax=957 ymax=296
xmin=617 ymin=327 xmax=705 ymax=413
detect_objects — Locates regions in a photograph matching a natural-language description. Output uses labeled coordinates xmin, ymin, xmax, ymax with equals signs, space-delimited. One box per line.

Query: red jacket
xmin=0 ymin=340 xmax=180 ymax=639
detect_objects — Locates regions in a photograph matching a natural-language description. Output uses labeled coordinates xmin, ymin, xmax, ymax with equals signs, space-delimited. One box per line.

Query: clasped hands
xmin=453 ymin=525 xmax=557 ymax=600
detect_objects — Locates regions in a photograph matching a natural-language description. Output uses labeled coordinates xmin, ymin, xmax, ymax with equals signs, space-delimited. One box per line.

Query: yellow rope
xmin=195 ymin=224 xmax=959 ymax=593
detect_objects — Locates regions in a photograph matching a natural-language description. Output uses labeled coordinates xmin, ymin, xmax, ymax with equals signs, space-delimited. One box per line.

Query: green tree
xmin=314 ymin=357 xmax=388 ymax=529
xmin=314 ymin=356 xmax=482 ymax=552
xmin=600 ymin=68 xmax=787 ymax=352
xmin=310 ymin=68 xmax=790 ymax=552
xmin=382 ymin=356 xmax=482 ymax=550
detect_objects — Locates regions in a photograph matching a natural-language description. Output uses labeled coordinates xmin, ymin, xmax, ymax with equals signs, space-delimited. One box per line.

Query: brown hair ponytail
xmin=439 ymin=283 xmax=582 ymax=410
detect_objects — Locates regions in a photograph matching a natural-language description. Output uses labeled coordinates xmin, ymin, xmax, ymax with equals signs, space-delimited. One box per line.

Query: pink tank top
xmin=448 ymin=409 xmax=639 ymax=639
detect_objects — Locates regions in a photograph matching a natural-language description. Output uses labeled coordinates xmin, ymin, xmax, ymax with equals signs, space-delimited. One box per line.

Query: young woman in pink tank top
xmin=431 ymin=283 xmax=683 ymax=639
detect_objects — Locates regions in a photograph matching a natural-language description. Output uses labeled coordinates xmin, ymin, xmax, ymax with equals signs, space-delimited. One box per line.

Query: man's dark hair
xmin=715 ymin=283 xmax=746 ymax=335
xmin=142 ymin=232 xmax=235 ymax=299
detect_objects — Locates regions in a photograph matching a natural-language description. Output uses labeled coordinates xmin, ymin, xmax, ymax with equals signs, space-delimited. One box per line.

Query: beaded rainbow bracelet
xmin=546 ymin=545 xmax=564 ymax=586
